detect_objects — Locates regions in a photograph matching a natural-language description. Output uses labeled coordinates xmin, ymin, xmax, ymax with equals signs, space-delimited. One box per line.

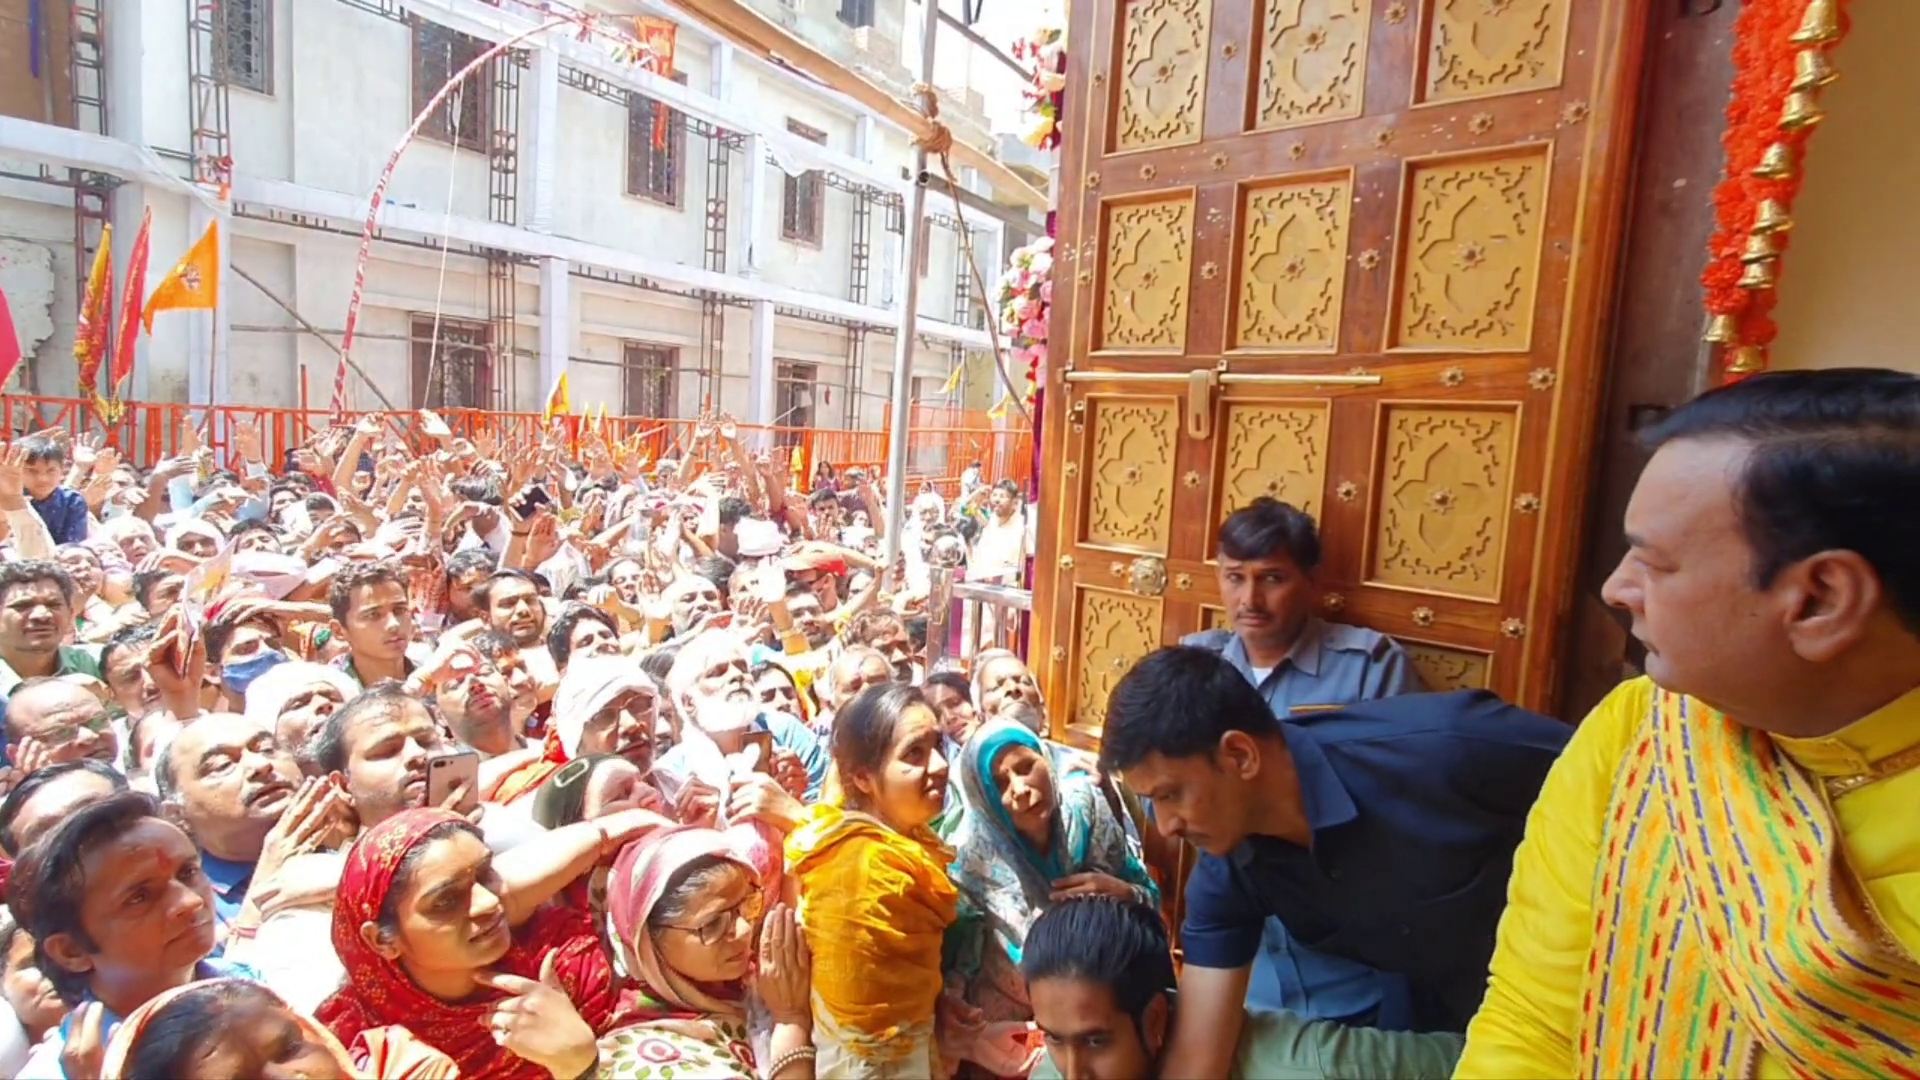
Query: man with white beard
xmin=655 ymin=629 xmax=826 ymax=803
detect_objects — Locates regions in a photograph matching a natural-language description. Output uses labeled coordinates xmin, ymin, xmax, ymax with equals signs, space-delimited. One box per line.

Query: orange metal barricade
xmin=0 ymin=395 xmax=1032 ymax=494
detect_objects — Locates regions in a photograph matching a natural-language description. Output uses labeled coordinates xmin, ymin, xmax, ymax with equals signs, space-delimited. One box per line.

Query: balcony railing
xmin=923 ymin=564 xmax=1031 ymax=672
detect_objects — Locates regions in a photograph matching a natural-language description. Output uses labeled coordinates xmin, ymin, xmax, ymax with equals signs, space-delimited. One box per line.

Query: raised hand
xmin=754 ymin=902 xmax=813 ymax=1026
xmin=232 ymin=416 xmax=264 ymax=464
xmin=0 ymin=444 xmax=29 ymax=509
xmin=473 ymin=953 xmax=599 ymax=1079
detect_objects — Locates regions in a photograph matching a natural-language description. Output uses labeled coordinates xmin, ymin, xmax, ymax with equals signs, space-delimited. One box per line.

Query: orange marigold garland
xmin=1701 ymin=0 xmax=1850 ymax=382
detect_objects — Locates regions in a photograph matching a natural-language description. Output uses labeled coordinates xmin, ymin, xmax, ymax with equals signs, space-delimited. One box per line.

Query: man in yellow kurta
xmin=1456 ymin=368 xmax=1920 ymax=1079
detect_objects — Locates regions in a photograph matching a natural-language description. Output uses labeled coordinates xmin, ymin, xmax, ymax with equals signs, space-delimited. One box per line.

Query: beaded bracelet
xmin=765 ymin=1044 xmax=817 ymax=1077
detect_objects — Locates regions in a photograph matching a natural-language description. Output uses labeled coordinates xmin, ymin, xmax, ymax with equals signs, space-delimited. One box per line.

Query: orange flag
xmin=73 ymin=224 xmax=113 ymax=400
xmin=143 ymin=219 xmax=220 ymax=334
xmin=110 ymin=209 xmax=152 ymax=396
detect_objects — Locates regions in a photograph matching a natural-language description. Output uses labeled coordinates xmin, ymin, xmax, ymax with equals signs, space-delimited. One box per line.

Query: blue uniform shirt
xmin=199 ymin=851 xmax=255 ymax=958
xmin=1177 ymin=690 xmax=1569 ymax=1033
xmin=1182 ymin=619 xmax=1425 ymax=1026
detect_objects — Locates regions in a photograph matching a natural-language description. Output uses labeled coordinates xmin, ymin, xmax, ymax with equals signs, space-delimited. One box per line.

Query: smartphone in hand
xmin=426 ymin=749 xmax=482 ymax=814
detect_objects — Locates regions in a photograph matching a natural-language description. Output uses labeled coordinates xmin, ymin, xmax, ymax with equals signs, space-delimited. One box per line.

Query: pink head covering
xmin=606 ymin=825 xmax=757 ymax=1023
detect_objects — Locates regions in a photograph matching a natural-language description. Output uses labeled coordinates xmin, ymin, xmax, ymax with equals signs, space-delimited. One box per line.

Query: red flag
xmin=0 ymin=287 xmax=22 ymax=391
xmin=73 ymin=224 xmax=113 ymax=402
xmin=111 ymin=208 xmax=153 ymax=395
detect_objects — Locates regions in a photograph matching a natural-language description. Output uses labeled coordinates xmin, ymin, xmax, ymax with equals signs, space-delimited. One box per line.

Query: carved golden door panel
xmin=1033 ymin=0 xmax=1652 ymax=745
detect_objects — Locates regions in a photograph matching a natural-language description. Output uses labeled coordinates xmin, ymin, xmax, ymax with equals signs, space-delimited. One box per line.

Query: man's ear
xmin=1215 ymin=730 xmax=1263 ymax=781
xmin=40 ymin=932 xmax=96 ymax=983
xmin=1141 ymin=993 xmax=1171 ymax=1056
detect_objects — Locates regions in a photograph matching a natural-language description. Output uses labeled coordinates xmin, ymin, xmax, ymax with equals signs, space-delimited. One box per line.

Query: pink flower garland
xmin=995 ymin=237 xmax=1052 ymax=404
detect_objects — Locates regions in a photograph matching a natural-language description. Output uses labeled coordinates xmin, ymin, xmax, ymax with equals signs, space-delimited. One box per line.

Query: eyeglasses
xmin=661 ymin=890 xmax=764 ymax=946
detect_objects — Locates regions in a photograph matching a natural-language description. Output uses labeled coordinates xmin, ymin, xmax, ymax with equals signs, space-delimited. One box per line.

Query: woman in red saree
xmin=316 ymin=808 xmax=643 ymax=1079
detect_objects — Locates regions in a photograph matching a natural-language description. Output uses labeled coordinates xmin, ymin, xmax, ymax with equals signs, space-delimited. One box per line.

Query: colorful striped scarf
xmin=1578 ymin=691 xmax=1920 ymax=1079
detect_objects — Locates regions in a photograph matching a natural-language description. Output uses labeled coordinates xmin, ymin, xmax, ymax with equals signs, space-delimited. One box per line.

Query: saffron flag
xmin=634 ymin=18 xmax=677 ymax=151
xmin=73 ymin=224 xmax=113 ymax=400
xmin=110 ymin=208 xmax=153 ymax=396
xmin=544 ymin=370 xmax=571 ymax=421
xmin=940 ymin=359 xmax=965 ymax=395
xmin=0 ymin=286 xmax=22 ymax=391
xmin=143 ymin=219 xmax=220 ymax=333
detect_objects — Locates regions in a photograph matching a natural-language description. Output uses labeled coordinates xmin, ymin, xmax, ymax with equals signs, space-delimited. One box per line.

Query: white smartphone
xmin=425 ymin=749 xmax=481 ymax=814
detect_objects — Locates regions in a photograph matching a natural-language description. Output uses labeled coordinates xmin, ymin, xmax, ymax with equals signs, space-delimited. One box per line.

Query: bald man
xmin=4 ymin=677 xmax=122 ymax=775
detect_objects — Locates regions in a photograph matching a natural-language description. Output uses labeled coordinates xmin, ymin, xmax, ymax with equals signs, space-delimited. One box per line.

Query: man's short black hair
xmin=994 ymin=479 xmax=1022 ymax=499
xmin=694 ymin=555 xmax=736 ymax=600
xmin=0 ymin=760 xmax=129 ymax=856
xmin=1216 ymin=496 xmax=1321 ymax=571
xmin=328 ymin=562 xmax=406 ymax=623
xmin=1099 ymin=646 xmax=1283 ymax=774
xmin=0 ymin=560 xmax=75 ymax=607
xmin=1021 ymin=897 xmax=1175 ymax=1036
xmin=717 ymin=497 xmax=752 ymax=528
xmin=100 ymin=623 xmax=160 ymax=686
xmin=312 ymin=681 xmax=415 ymax=774
xmin=808 ymin=488 xmax=840 ymax=509
xmin=445 ymin=546 xmax=498 ymax=582
xmin=226 ymin=519 xmax=278 ymax=545
xmin=17 ymin=434 xmax=68 ymax=466
xmin=449 ymin=477 xmax=502 ymax=506
xmin=10 ymin=789 xmax=166 ymax=1002
xmin=1641 ymin=368 xmax=1920 ymax=633
xmin=131 ymin=569 xmax=175 ymax=612
xmin=472 ymin=568 xmax=540 ymax=612
xmin=548 ymin=603 xmax=618 ymax=669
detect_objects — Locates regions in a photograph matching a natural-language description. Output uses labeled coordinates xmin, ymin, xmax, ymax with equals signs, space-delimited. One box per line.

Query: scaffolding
xmin=55 ymin=0 xmax=110 ymax=401
xmin=698 ymin=117 xmax=734 ymax=409
xmin=186 ymin=0 xmax=233 ymax=189
xmin=485 ymin=44 xmax=524 ymax=409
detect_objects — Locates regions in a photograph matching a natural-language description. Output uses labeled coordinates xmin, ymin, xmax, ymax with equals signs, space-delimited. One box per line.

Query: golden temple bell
xmin=1703 ymin=312 xmax=1740 ymax=344
xmin=1738 ymin=259 xmax=1778 ymax=290
xmin=1779 ymin=91 xmax=1825 ymax=131
xmin=1789 ymin=0 xmax=1841 ymax=46
xmin=1741 ymin=233 xmax=1781 ymax=264
xmin=1753 ymin=198 xmax=1793 ymax=233
xmin=1752 ymin=143 xmax=1796 ymax=180
xmin=1726 ymin=346 xmax=1767 ymax=376
xmin=1792 ymin=49 xmax=1837 ymax=91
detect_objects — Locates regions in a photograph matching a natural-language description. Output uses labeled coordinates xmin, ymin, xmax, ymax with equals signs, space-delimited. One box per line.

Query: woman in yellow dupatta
xmin=785 ymin=682 xmax=957 ymax=1078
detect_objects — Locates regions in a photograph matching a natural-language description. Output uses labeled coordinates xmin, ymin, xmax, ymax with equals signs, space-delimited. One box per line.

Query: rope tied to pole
xmin=903 ymin=83 xmax=1034 ymax=425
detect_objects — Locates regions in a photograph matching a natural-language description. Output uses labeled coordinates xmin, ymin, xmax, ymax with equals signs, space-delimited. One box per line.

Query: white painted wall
xmin=0 ymin=0 xmax=1012 ymax=420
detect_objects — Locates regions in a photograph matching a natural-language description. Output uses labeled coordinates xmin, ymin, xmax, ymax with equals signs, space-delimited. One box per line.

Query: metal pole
xmin=882 ymin=0 xmax=941 ymax=574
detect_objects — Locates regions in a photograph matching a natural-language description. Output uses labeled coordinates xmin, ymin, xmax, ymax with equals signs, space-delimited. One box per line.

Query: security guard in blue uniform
xmin=1181 ymin=496 xmax=1426 ymax=1029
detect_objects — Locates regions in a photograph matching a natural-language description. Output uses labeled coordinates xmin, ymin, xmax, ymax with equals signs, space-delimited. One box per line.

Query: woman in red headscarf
xmin=316 ymin=808 xmax=659 ymax=1079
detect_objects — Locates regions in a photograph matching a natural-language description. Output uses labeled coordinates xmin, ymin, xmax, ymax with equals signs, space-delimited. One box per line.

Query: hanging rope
xmin=909 ymin=83 xmax=1034 ymax=426
xmin=420 ymin=85 xmax=467 ymax=408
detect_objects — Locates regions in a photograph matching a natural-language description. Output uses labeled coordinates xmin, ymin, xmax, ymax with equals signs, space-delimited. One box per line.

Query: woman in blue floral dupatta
xmin=945 ymin=719 xmax=1158 ymax=1026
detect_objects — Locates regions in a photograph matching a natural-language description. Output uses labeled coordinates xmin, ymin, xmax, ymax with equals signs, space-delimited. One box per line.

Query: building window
xmin=623 ymin=343 xmax=679 ymax=418
xmin=411 ymin=316 xmax=494 ymax=410
xmin=217 ymin=0 xmax=273 ymax=94
xmin=774 ymin=360 xmax=817 ymax=441
xmin=626 ymin=75 xmax=688 ymax=207
xmin=781 ymin=120 xmax=828 ymax=247
xmin=412 ymin=19 xmax=489 ymax=152
xmin=837 ymin=0 xmax=875 ymax=28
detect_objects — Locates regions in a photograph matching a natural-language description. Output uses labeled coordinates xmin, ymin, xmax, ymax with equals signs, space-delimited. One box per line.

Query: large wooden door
xmin=1033 ymin=0 xmax=1652 ymax=744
